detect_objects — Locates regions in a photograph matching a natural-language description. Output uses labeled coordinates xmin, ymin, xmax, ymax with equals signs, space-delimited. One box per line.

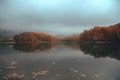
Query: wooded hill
xmin=79 ymin=23 xmax=120 ymax=43
xmin=14 ymin=32 xmax=58 ymax=46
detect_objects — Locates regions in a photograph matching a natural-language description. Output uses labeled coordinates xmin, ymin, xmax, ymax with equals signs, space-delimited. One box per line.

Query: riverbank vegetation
xmin=0 ymin=23 xmax=120 ymax=44
xmin=79 ymin=23 xmax=120 ymax=43
xmin=14 ymin=32 xmax=58 ymax=44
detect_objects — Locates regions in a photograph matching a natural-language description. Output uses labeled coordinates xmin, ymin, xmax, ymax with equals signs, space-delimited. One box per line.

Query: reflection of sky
xmin=1 ymin=45 xmax=120 ymax=80
xmin=0 ymin=0 xmax=120 ymax=34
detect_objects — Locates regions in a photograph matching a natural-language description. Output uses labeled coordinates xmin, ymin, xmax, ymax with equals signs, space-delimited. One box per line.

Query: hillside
xmin=14 ymin=32 xmax=58 ymax=46
xmin=79 ymin=23 xmax=120 ymax=43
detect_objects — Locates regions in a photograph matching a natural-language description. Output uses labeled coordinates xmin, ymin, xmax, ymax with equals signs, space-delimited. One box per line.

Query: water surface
xmin=0 ymin=43 xmax=120 ymax=80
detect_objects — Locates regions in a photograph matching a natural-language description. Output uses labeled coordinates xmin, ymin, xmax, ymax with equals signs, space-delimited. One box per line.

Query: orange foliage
xmin=14 ymin=32 xmax=58 ymax=46
xmin=79 ymin=23 xmax=120 ymax=43
xmin=13 ymin=32 xmax=58 ymax=52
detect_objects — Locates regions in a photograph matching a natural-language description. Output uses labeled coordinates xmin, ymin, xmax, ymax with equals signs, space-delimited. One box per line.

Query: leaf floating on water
xmin=10 ymin=61 xmax=18 ymax=66
xmin=7 ymin=61 xmax=18 ymax=69
xmin=32 ymin=70 xmax=49 ymax=79
xmin=94 ymin=73 xmax=100 ymax=78
xmin=80 ymin=72 xmax=86 ymax=77
xmin=3 ymin=73 xmax=24 ymax=80
xmin=93 ymin=73 xmax=104 ymax=78
xmin=69 ymin=68 xmax=79 ymax=73
xmin=7 ymin=66 xmax=16 ymax=69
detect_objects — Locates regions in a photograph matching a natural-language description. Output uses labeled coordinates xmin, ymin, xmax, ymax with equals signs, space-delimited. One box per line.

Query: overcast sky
xmin=0 ymin=0 xmax=120 ymax=35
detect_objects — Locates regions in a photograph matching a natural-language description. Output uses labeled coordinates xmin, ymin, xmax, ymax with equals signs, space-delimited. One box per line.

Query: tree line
xmin=61 ymin=23 xmax=120 ymax=44
xmin=1 ymin=23 xmax=120 ymax=44
xmin=14 ymin=32 xmax=58 ymax=46
xmin=79 ymin=23 xmax=120 ymax=43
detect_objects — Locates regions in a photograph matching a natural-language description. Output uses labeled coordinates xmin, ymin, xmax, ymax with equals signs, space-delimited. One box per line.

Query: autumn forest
xmin=0 ymin=23 xmax=120 ymax=45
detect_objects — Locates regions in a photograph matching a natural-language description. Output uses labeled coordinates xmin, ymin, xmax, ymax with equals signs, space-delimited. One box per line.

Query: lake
xmin=0 ymin=43 xmax=120 ymax=80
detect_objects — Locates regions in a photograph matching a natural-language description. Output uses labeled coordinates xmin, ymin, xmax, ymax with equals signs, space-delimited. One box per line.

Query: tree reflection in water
xmin=64 ymin=43 xmax=120 ymax=61
xmin=1 ymin=43 xmax=120 ymax=80
xmin=62 ymin=43 xmax=80 ymax=50
xmin=14 ymin=43 xmax=57 ymax=52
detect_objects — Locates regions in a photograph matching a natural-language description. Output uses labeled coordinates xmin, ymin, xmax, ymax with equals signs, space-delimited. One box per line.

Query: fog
xmin=0 ymin=0 xmax=120 ymax=35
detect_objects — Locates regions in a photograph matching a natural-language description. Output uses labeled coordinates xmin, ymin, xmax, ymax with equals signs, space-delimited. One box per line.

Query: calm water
xmin=0 ymin=43 xmax=120 ymax=80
